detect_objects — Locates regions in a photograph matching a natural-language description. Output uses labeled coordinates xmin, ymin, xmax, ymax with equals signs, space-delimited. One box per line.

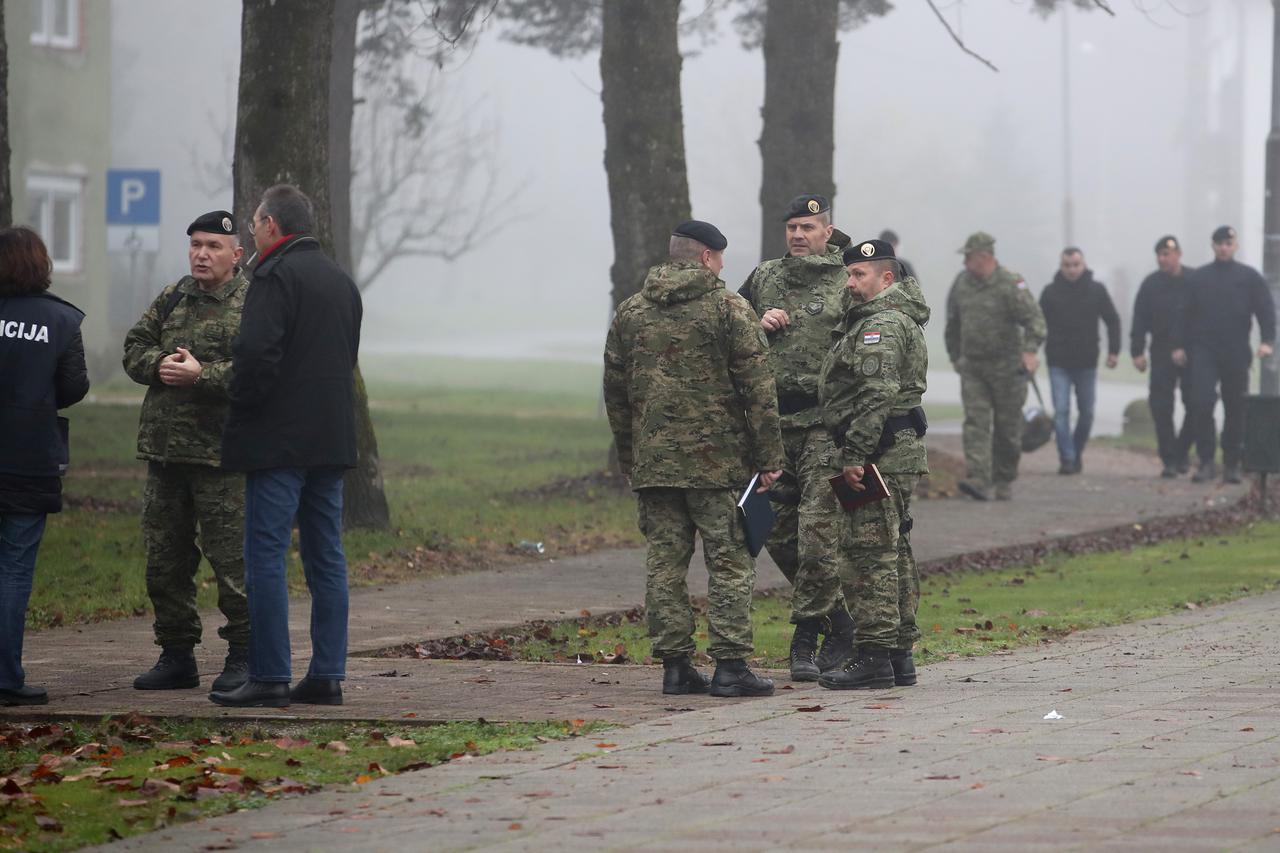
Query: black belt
xmin=778 ymin=391 xmax=819 ymax=416
xmin=831 ymin=406 xmax=928 ymax=458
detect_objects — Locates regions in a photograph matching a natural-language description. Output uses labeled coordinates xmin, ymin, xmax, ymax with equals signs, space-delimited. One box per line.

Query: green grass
xmin=510 ymin=520 xmax=1280 ymax=666
xmin=31 ymin=358 xmax=639 ymax=628
xmin=0 ymin=716 xmax=602 ymax=852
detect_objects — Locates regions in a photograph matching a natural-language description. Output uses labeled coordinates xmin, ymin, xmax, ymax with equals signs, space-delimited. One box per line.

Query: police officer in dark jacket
xmin=1131 ymin=236 xmax=1193 ymax=478
xmin=0 ymin=227 xmax=89 ymax=706
xmin=211 ymin=184 xmax=363 ymax=709
xmin=1172 ymin=226 xmax=1276 ymax=483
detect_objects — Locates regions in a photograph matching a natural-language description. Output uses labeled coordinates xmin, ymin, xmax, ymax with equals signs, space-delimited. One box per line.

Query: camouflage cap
xmin=782 ymin=194 xmax=830 ymax=221
xmin=958 ymin=231 xmax=995 ymax=255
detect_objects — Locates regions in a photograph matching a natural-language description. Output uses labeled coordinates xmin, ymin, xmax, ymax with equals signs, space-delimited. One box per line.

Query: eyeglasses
xmin=248 ymin=213 xmax=270 ymax=236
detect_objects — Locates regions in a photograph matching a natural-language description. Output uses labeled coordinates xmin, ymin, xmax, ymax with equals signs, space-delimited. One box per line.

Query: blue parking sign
xmin=106 ymin=170 xmax=161 ymax=225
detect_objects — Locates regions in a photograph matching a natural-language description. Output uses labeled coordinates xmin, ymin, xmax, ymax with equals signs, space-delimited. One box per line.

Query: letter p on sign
xmin=106 ymin=169 xmax=161 ymax=226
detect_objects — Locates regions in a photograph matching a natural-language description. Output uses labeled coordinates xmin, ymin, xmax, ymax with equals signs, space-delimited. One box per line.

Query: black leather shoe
xmin=210 ymin=647 xmax=249 ymax=693
xmin=134 ymin=647 xmax=199 ymax=690
xmin=819 ymin=647 xmax=895 ymax=690
xmin=1191 ymin=461 xmax=1216 ymax=483
xmin=958 ymin=480 xmax=989 ymax=501
xmin=1223 ymin=465 xmax=1242 ymax=484
xmin=209 ymin=680 xmax=290 ymax=708
xmin=0 ymin=685 xmax=48 ymax=706
xmin=1176 ymin=459 xmax=1191 ymax=475
xmin=709 ymin=659 xmax=774 ymax=697
xmin=788 ymin=619 xmax=821 ymax=682
xmin=890 ymin=648 xmax=917 ymax=686
xmin=290 ymin=676 xmax=344 ymax=705
xmin=661 ymin=657 xmax=709 ymax=695
xmin=1160 ymin=464 xmax=1178 ymax=478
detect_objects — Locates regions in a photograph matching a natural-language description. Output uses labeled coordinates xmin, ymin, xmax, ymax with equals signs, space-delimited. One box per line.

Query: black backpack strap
xmin=160 ymin=286 xmax=185 ymax=321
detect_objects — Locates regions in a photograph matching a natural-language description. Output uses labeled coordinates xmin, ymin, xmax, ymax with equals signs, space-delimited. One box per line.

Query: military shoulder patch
xmin=862 ymin=331 xmax=881 ymax=344
xmin=861 ymin=354 xmax=881 ymax=376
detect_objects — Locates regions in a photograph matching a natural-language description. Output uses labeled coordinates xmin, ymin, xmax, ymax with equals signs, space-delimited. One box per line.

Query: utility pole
xmin=1061 ymin=5 xmax=1074 ymax=247
xmin=1264 ymin=0 xmax=1280 ymax=395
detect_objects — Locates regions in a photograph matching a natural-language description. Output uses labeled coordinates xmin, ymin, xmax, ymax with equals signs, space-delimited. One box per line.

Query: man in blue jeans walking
xmin=211 ymin=184 xmax=363 ymax=708
xmin=1038 ymin=247 xmax=1121 ymax=475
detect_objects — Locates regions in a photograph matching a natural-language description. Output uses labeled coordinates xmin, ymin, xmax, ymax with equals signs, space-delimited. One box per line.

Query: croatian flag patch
xmin=862 ymin=331 xmax=881 ymax=344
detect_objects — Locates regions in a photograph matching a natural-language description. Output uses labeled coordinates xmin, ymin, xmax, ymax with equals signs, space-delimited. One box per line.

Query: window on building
xmin=26 ymin=175 xmax=83 ymax=273
xmin=30 ymin=0 xmax=80 ymax=50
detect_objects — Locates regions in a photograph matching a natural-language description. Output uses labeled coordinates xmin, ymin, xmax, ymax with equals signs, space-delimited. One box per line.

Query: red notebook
xmin=828 ymin=463 xmax=891 ymax=511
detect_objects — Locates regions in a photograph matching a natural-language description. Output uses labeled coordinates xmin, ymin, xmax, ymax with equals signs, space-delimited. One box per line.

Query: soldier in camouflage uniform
xmin=944 ymin=232 xmax=1045 ymax=501
xmin=604 ymin=220 xmax=785 ymax=698
xmin=122 ymin=211 xmax=251 ymax=693
xmin=818 ymin=238 xmax=930 ymax=689
xmin=738 ymin=193 xmax=856 ymax=681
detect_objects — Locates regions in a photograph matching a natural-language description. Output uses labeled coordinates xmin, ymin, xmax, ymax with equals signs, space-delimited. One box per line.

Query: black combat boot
xmin=890 ymin=648 xmax=917 ymax=686
xmin=816 ymin=609 xmax=856 ymax=673
xmin=957 ymin=480 xmax=989 ymax=501
xmin=210 ymin=646 xmax=249 ymax=693
xmin=662 ymin=656 xmax=710 ymax=695
xmin=1191 ymin=460 xmax=1216 ymax=483
xmin=709 ymin=659 xmax=775 ymax=698
xmin=788 ymin=619 xmax=821 ymax=682
xmin=1223 ymin=463 xmax=1242 ymax=484
xmin=133 ymin=647 xmax=199 ymax=690
xmin=818 ymin=646 xmax=894 ymax=690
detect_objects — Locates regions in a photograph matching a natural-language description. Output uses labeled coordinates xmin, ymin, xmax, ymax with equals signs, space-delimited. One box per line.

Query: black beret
xmin=843 ymin=238 xmax=896 ymax=266
xmin=1211 ymin=225 xmax=1237 ymax=243
xmin=187 ymin=210 xmax=236 ymax=236
xmin=672 ymin=220 xmax=727 ymax=252
xmin=1154 ymin=235 xmax=1180 ymax=253
xmin=781 ymin=193 xmax=830 ymax=221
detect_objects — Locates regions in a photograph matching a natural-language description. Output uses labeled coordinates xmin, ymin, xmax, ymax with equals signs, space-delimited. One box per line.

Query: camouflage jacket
xmin=738 ymin=230 xmax=851 ymax=430
xmin=122 ymin=271 xmax=250 ymax=466
xmin=819 ymin=277 xmax=930 ymax=474
xmin=604 ymin=260 xmax=785 ymax=490
xmin=944 ymin=264 xmax=1045 ymax=372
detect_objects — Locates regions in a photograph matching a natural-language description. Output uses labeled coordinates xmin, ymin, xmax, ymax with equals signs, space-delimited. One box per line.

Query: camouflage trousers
xmin=960 ymin=367 xmax=1028 ymax=487
xmin=839 ymin=473 xmax=920 ymax=650
xmin=142 ymin=462 xmax=248 ymax=649
xmin=637 ymin=487 xmax=755 ymax=661
xmin=765 ymin=425 xmax=848 ymax=624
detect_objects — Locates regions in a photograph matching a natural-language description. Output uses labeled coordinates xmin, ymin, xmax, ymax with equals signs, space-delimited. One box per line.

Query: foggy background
xmin=108 ymin=0 xmax=1271 ymax=366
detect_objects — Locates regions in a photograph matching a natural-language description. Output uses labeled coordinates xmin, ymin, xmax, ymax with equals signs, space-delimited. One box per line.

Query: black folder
xmin=736 ymin=473 xmax=776 ymax=558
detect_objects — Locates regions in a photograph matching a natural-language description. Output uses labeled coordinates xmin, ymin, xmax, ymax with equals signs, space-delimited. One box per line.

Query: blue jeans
xmin=243 ymin=468 xmax=348 ymax=683
xmin=1049 ymin=366 xmax=1097 ymax=465
xmin=0 ymin=513 xmax=47 ymax=690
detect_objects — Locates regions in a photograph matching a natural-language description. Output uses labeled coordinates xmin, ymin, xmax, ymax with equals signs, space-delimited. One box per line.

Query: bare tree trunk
xmin=600 ymin=0 xmax=691 ymax=311
xmin=235 ymin=0 xmax=391 ymax=530
xmin=758 ymin=0 xmax=838 ymax=260
xmin=330 ymin=0 xmax=360 ymax=275
xmin=0 ymin=0 xmax=11 ymax=228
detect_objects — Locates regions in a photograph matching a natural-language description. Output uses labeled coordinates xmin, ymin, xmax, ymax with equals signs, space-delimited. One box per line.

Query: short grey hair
xmin=669 ymin=235 xmax=708 ymax=261
xmin=260 ymin=184 xmax=315 ymax=234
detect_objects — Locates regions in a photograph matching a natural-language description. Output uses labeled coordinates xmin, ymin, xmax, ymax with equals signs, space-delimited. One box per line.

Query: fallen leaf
xmin=969 ymin=728 xmax=1008 ymax=734
xmin=274 ymin=737 xmax=311 ymax=750
xmin=1024 ymin=608 xmax=1049 ymax=617
xmin=1185 ymin=601 xmax=1199 ymax=610
xmin=355 ymin=774 xmax=375 ymax=785
xmin=1036 ymin=755 xmax=1066 ymax=762
xmin=118 ymin=798 xmax=149 ymax=807
xmin=1241 ymin=727 xmax=1255 ymax=732
xmin=63 ymin=766 xmax=113 ymax=782
xmin=385 ymin=736 xmax=416 ymax=748
xmin=923 ymin=775 xmax=960 ymax=781
xmin=509 ymin=822 xmax=523 ymax=830
xmin=795 ymin=705 xmax=823 ymax=713
xmin=324 ymin=741 xmax=351 ymax=754
xmin=594 ymin=743 xmax=617 ymax=749
xmin=251 ymin=832 xmax=281 ymax=840
xmin=35 ymin=815 xmax=63 ymax=831
xmin=762 ymin=745 xmax=795 ymax=755
xmin=1178 ymin=770 xmax=1202 ymax=777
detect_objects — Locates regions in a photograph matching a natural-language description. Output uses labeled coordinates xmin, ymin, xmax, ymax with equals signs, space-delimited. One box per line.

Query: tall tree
xmin=235 ymin=0 xmax=391 ymax=530
xmin=0 ymin=0 xmax=11 ymax=228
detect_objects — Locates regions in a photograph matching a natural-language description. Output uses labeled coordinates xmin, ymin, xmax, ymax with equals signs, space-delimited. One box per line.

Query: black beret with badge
xmin=1154 ymin=235 xmax=1180 ymax=253
xmin=187 ymin=210 xmax=237 ymax=236
xmin=1211 ymin=225 xmax=1237 ymax=243
xmin=842 ymin=238 xmax=896 ymax=266
xmin=672 ymin=219 xmax=727 ymax=252
xmin=781 ymin=193 xmax=830 ymax=221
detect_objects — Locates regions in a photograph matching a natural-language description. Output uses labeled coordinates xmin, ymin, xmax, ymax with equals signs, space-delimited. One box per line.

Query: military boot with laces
xmin=210 ymin=646 xmax=249 ymax=693
xmin=662 ymin=656 xmax=710 ymax=695
xmin=890 ymin=648 xmax=917 ymax=686
xmin=818 ymin=646 xmax=895 ymax=690
xmin=709 ymin=658 xmax=775 ymax=697
xmin=133 ymin=647 xmax=199 ymax=690
xmin=816 ymin=608 xmax=856 ymax=673
xmin=788 ymin=619 xmax=821 ymax=682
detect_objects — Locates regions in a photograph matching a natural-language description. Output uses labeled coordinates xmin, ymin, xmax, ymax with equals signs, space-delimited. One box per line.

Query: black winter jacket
xmin=1171 ymin=259 xmax=1276 ymax=368
xmin=1039 ymin=270 xmax=1121 ymax=370
xmin=222 ymin=235 xmax=363 ymax=472
xmin=1130 ymin=267 xmax=1192 ymax=357
xmin=0 ymin=292 xmax=90 ymax=513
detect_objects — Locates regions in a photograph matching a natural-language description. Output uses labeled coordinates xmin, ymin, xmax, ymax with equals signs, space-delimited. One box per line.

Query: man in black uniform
xmin=879 ymin=230 xmax=917 ymax=282
xmin=1171 ymin=226 xmax=1276 ymax=484
xmin=1131 ymin=236 xmax=1193 ymax=478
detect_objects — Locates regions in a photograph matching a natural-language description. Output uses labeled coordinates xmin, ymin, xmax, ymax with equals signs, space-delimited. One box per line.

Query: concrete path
xmin=4 ymin=438 xmax=1247 ymax=721
xmin=100 ymin=588 xmax=1280 ymax=852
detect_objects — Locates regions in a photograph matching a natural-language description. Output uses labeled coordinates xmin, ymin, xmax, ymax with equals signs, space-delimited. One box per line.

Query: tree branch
xmin=924 ymin=0 xmax=999 ymax=73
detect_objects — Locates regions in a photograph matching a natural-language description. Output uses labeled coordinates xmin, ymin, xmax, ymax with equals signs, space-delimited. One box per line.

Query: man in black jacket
xmin=1039 ymin=247 xmax=1121 ymax=474
xmin=1172 ymin=226 xmax=1276 ymax=484
xmin=1131 ymin=236 xmax=1193 ymax=478
xmin=0 ymin=226 xmax=90 ymax=706
xmin=210 ymin=185 xmax=363 ymax=709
